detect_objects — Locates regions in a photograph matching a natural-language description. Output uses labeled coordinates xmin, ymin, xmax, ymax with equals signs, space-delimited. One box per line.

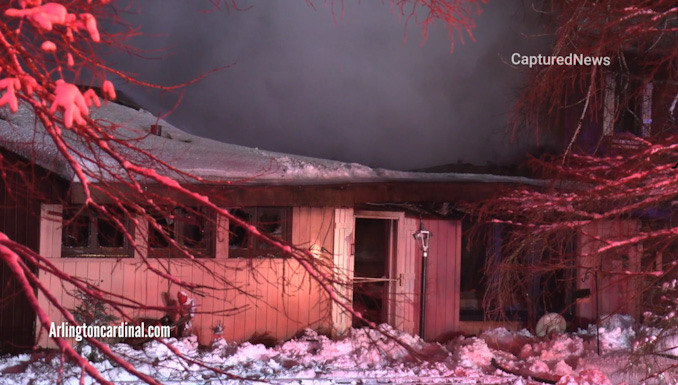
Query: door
xmin=352 ymin=218 xmax=396 ymax=326
xmin=353 ymin=211 xmax=417 ymax=334
xmin=331 ymin=209 xmax=417 ymax=337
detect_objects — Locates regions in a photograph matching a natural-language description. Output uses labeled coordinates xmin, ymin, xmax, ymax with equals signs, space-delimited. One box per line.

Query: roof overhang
xmin=69 ymin=179 xmax=533 ymax=207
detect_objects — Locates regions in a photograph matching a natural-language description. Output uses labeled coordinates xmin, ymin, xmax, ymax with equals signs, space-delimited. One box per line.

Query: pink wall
xmin=413 ymin=219 xmax=462 ymax=340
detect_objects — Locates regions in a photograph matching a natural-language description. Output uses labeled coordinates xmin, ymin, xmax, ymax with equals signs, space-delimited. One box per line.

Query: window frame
xmin=228 ymin=206 xmax=292 ymax=259
xmin=61 ymin=205 xmax=133 ymax=258
xmin=147 ymin=206 xmax=216 ymax=259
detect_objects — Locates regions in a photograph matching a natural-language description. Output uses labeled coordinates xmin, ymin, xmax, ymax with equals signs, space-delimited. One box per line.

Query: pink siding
xmin=37 ymin=206 xmax=335 ymax=348
xmin=39 ymin=258 xmax=331 ymax=346
xmin=36 ymin=207 xmax=465 ymax=347
xmin=395 ymin=217 xmax=419 ymax=335
xmin=415 ymin=219 xmax=462 ymax=340
xmin=577 ymin=220 xmax=641 ymax=321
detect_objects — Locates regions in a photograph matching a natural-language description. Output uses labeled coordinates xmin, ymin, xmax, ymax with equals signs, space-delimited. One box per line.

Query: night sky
xmin=111 ymin=1 xmax=550 ymax=171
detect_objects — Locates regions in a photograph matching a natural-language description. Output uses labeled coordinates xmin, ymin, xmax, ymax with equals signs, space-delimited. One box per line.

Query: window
xmin=604 ymin=73 xmax=653 ymax=138
xmin=459 ymin=220 xmax=488 ymax=321
xmin=228 ymin=207 xmax=291 ymax=258
xmin=62 ymin=205 xmax=132 ymax=258
xmin=148 ymin=207 xmax=214 ymax=258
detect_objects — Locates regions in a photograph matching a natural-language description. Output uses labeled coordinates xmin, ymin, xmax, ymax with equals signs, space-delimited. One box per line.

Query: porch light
xmin=309 ymin=243 xmax=322 ymax=259
xmin=413 ymin=222 xmax=431 ymax=256
xmin=413 ymin=221 xmax=432 ymax=339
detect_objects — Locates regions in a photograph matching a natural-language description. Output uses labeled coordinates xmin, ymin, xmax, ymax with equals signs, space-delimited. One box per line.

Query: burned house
xmin=0 ymin=101 xmax=542 ymax=352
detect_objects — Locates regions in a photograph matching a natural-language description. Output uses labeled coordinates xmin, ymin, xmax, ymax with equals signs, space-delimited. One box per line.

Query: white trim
xmin=215 ymin=211 xmax=229 ymax=259
xmin=603 ymin=73 xmax=616 ymax=136
xmin=39 ymin=203 xmax=62 ymax=259
xmin=352 ymin=210 xmax=417 ymax=334
xmin=642 ymin=82 xmax=653 ymax=137
xmin=331 ymin=208 xmax=354 ymax=338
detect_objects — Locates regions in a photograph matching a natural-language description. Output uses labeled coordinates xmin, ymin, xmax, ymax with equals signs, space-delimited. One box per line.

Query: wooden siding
xmin=34 ymin=203 xmax=466 ymax=346
xmin=577 ymin=220 xmax=641 ymax=321
xmin=0 ymin=153 xmax=64 ymax=353
xmin=417 ymin=218 xmax=462 ymax=341
xmin=1 ymin=172 xmax=39 ymax=352
xmin=396 ymin=216 xmax=418 ymax=334
xmin=37 ymin=206 xmax=336 ymax=347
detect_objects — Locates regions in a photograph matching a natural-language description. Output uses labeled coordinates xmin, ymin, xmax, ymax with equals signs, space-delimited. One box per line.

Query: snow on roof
xmin=0 ymin=102 xmax=543 ymax=187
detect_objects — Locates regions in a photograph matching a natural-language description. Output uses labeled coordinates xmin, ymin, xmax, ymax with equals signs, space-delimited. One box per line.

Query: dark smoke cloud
xmin=111 ymin=1 xmax=550 ymax=170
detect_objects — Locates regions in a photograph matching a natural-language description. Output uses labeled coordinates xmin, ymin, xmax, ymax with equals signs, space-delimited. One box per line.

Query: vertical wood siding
xmin=37 ymin=206 xmax=335 ymax=348
xmin=577 ymin=220 xmax=641 ymax=321
xmin=395 ymin=217 xmax=418 ymax=334
xmin=0 ymin=160 xmax=58 ymax=353
xmin=417 ymin=218 xmax=462 ymax=340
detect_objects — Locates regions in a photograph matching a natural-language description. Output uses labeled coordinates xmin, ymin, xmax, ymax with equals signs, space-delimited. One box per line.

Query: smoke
xmin=111 ymin=1 xmax=550 ymax=170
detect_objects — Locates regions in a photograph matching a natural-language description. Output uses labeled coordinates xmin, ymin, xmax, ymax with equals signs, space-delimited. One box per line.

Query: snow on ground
xmin=1 ymin=317 xmax=677 ymax=384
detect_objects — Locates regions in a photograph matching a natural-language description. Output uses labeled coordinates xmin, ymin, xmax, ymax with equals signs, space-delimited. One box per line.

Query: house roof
xmin=0 ymin=101 xmax=543 ymax=188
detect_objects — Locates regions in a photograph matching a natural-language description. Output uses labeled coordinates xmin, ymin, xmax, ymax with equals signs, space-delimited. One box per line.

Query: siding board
xmin=30 ymin=204 xmax=465 ymax=349
xmin=420 ymin=219 xmax=461 ymax=340
xmin=577 ymin=220 xmax=641 ymax=320
xmin=35 ymin=206 xmax=333 ymax=347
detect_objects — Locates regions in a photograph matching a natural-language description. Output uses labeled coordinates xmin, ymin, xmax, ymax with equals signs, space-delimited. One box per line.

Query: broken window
xmin=605 ymin=73 xmax=653 ymax=138
xmin=228 ymin=207 xmax=291 ymax=258
xmin=62 ymin=205 xmax=131 ymax=258
xmin=148 ymin=206 xmax=214 ymax=258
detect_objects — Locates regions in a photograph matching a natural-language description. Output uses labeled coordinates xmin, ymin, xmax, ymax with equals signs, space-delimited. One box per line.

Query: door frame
xmin=332 ymin=209 xmax=417 ymax=337
xmin=354 ymin=210 xmax=406 ymax=327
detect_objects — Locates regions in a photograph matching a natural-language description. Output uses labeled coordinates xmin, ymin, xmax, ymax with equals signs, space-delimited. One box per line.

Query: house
xmin=549 ymin=42 xmax=678 ymax=325
xmin=0 ymin=101 xmax=542 ymax=352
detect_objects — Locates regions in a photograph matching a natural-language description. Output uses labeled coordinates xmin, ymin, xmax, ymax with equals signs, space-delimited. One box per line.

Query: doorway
xmin=352 ymin=217 xmax=396 ymax=327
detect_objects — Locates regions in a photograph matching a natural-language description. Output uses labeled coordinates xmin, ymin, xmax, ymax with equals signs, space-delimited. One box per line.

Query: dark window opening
xmin=459 ymin=220 xmax=488 ymax=321
xmin=614 ymin=75 xmax=650 ymax=137
xmin=148 ymin=207 xmax=213 ymax=258
xmin=459 ymin=223 xmax=530 ymax=322
xmin=98 ymin=216 xmax=125 ymax=247
xmin=619 ymin=91 xmax=643 ymax=136
xmin=62 ymin=206 xmax=131 ymax=258
xmin=148 ymin=215 xmax=173 ymax=249
xmin=460 ymin=221 xmax=576 ymax=325
xmin=228 ymin=207 xmax=291 ymax=258
xmin=536 ymin=235 xmax=576 ymax=321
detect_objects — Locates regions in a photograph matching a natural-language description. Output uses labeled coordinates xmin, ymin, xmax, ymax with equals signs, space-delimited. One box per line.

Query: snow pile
xmin=517 ymin=333 xmax=584 ymax=378
xmin=556 ymin=369 xmax=612 ymax=385
xmin=454 ymin=337 xmax=495 ymax=370
xmin=2 ymin=320 xmax=678 ymax=384
xmin=0 ymin=325 xmax=512 ymax=384
xmin=581 ymin=314 xmax=636 ymax=353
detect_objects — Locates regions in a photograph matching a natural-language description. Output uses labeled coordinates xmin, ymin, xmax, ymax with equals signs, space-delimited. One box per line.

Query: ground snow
xmin=556 ymin=369 xmax=612 ymax=385
xmin=1 ymin=320 xmax=677 ymax=384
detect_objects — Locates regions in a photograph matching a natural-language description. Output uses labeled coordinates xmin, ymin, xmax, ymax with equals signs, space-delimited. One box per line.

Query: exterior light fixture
xmin=413 ymin=222 xmax=431 ymax=256
xmin=309 ymin=243 xmax=322 ymax=259
xmin=413 ymin=221 xmax=432 ymax=339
